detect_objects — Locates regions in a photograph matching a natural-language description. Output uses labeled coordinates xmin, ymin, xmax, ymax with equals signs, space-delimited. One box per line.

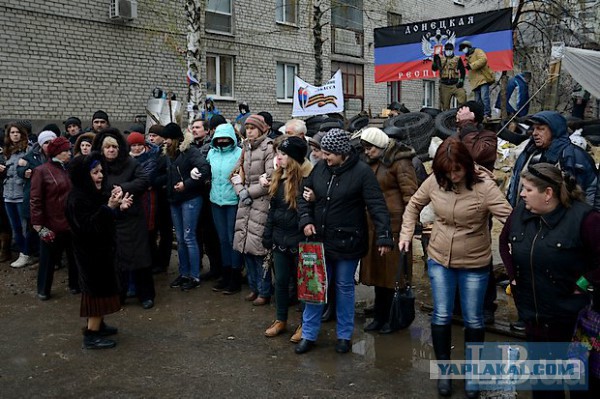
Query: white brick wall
xmin=0 ymin=0 xmax=501 ymax=128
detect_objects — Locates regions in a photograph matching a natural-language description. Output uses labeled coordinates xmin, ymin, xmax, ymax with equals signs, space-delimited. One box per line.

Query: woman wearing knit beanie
xmin=262 ymin=136 xmax=312 ymax=339
xmin=231 ymin=114 xmax=274 ymax=303
xmin=358 ymin=127 xmax=418 ymax=334
xmin=295 ymin=128 xmax=394 ymax=354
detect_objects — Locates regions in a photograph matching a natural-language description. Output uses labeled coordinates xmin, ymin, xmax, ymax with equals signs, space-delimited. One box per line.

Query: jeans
xmin=428 ymin=259 xmax=489 ymax=329
xmin=474 ymin=83 xmax=491 ymax=117
xmin=273 ymin=250 xmax=297 ymax=321
xmin=244 ymin=254 xmax=272 ymax=298
xmin=211 ymin=204 xmax=241 ymax=270
xmin=302 ymin=258 xmax=359 ymax=341
xmin=170 ymin=197 xmax=202 ymax=280
xmin=4 ymin=201 xmax=31 ymax=255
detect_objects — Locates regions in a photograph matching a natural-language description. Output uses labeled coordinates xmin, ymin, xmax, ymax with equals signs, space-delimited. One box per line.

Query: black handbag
xmin=388 ymin=251 xmax=415 ymax=330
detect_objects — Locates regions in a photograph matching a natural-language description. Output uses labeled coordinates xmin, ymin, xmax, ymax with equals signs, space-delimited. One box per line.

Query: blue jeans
xmin=170 ymin=197 xmax=202 ymax=280
xmin=428 ymin=259 xmax=489 ymax=329
xmin=244 ymin=254 xmax=272 ymax=298
xmin=211 ymin=204 xmax=242 ymax=270
xmin=4 ymin=201 xmax=30 ymax=255
xmin=302 ymin=258 xmax=359 ymax=341
xmin=474 ymin=83 xmax=491 ymax=117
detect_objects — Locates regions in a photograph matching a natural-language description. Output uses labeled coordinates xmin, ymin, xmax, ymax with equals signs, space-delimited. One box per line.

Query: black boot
xmin=464 ymin=327 xmax=485 ymax=398
xmin=212 ymin=268 xmax=231 ymax=292
xmin=431 ymin=324 xmax=452 ymax=397
xmin=83 ymin=329 xmax=116 ymax=349
xmin=222 ymin=268 xmax=241 ymax=295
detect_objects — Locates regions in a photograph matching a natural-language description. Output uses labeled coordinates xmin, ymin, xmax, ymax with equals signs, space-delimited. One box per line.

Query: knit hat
xmin=257 ymin=112 xmax=273 ymax=128
xmin=92 ymin=110 xmax=109 ymax=122
xmin=209 ymin=114 xmax=227 ymax=130
xmin=462 ymin=101 xmax=484 ymax=123
xmin=244 ymin=114 xmax=269 ymax=134
xmin=46 ymin=137 xmax=71 ymax=157
xmin=64 ymin=117 xmax=82 ymax=128
xmin=124 ymin=124 xmax=145 ymax=134
xmin=360 ymin=127 xmax=390 ymax=149
xmin=127 ymin=132 xmax=146 ymax=146
xmin=162 ymin=123 xmax=184 ymax=140
xmin=37 ymin=130 xmax=57 ymax=146
xmin=279 ymin=136 xmax=307 ymax=164
xmin=42 ymin=123 xmax=61 ymax=136
xmin=148 ymin=124 xmax=164 ymax=136
xmin=308 ymin=131 xmax=326 ymax=149
xmin=320 ymin=128 xmax=352 ymax=155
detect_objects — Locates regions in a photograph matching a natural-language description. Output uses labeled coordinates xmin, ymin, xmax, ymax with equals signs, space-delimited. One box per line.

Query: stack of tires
xmin=305 ymin=114 xmax=345 ymax=137
xmin=383 ymin=112 xmax=435 ymax=159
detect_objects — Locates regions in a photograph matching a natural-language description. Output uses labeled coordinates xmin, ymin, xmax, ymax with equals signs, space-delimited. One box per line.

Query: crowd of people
xmin=1 ymin=101 xmax=599 ymax=397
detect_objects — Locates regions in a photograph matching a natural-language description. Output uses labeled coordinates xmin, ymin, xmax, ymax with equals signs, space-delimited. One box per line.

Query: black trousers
xmin=120 ymin=268 xmax=155 ymax=302
xmin=196 ymin=193 xmax=222 ymax=273
xmin=150 ymin=190 xmax=173 ymax=271
xmin=374 ymin=286 xmax=395 ymax=323
xmin=37 ymin=232 xmax=78 ymax=296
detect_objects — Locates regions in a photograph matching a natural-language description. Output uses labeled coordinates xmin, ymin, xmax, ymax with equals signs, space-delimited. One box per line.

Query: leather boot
xmin=0 ymin=232 xmax=12 ymax=263
xmin=212 ymin=268 xmax=231 ymax=292
xmin=431 ymin=324 xmax=452 ymax=397
xmin=83 ymin=329 xmax=116 ymax=349
xmin=222 ymin=268 xmax=241 ymax=295
xmin=464 ymin=327 xmax=485 ymax=398
xmin=290 ymin=324 xmax=302 ymax=343
xmin=265 ymin=320 xmax=286 ymax=337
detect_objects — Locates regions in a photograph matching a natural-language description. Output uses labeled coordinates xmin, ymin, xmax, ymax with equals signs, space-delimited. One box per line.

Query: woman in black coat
xmin=66 ymin=152 xmax=133 ymax=349
xmin=91 ymin=128 xmax=155 ymax=309
xmin=296 ymin=128 xmax=394 ymax=354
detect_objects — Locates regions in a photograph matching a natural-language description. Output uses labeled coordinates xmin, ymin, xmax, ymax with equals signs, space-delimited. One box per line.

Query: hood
xmin=74 ymin=132 xmax=95 ymax=156
xmin=68 ymin=151 xmax=103 ymax=194
xmin=178 ymin=130 xmax=194 ymax=153
xmin=91 ymin=128 xmax=129 ymax=164
xmin=380 ymin=140 xmax=415 ymax=167
xmin=211 ymin=124 xmax=238 ymax=151
xmin=527 ymin=111 xmax=571 ymax=162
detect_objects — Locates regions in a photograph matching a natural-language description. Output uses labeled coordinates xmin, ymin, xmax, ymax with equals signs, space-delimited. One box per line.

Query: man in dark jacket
xmin=63 ymin=116 xmax=83 ymax=145
xmin=507 ymin=111 xmax=597 ymax=207
xmin=432 ymin=42 xmax=466 ymax=111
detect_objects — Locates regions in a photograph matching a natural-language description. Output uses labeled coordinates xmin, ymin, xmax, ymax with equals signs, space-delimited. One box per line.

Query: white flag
xmin=292 ymin=70 xmax=344 ymax=117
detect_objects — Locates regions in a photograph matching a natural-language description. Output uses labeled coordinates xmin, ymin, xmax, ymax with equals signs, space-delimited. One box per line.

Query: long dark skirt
xmin=80 ymin=293 xmax=121 ymax=317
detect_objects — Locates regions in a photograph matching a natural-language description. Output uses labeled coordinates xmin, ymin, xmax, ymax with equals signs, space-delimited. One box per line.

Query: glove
xmin=38 ymin=227 xmax=56 ymax=243
xmin=465 ymin=63 xmax=471 ymax=70
xmin=230 ymin=173 xmax=243 ymax=185
xmin=190 ymin=167 xmax=202 ymax=180
xmin=456 ymin=80 xmax=464 ymax=89
xmin=239 ymin=188 xmax=253 ymax=206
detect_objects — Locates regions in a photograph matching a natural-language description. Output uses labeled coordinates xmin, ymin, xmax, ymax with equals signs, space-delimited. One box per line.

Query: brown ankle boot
xmin=0 ymin=232 xmax=12 ymax=263
xmin=265 ymin=320 xmax=286 ymax=337
xmin=290 ymin=324 xmax=302 ymax=343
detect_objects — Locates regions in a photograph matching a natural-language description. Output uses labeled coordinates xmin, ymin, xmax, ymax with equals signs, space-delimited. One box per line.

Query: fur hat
xmin=320 ymin=128 xmax=352 ymax=155
xmin=64 ymin=117 xmax=82 ymax=128
xmin=47 ymin=137 xmax=71 ymax=157
xmin=162 ymin=123 xmax=184 ymax=140
xmin=37 ymin=130 xmax=57 ymax=146
xmin=127 ymin=132 xmax=146 ymax=146
xmin=279 ymin=136 xmax=307 ymax=164
xmin=360 ymin=127 xmax=390 ymax=149
xmin=244 ymin=114 xmax=269 ymax=134
xmin=92 ymin=110 xmax=109 ymax=122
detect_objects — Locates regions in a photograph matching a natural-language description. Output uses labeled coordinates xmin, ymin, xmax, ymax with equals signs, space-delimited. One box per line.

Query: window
xmin=423 ymin=80 xmax=435 ymax=108
xmin=276 ymin=62 xmax=297 ymax=101
xmin=387 ymin=81 xmax=401 ymax=104
xmin=207 ymin=55 xmax=234 ymax=98
xmin=331 ymin=0 xmax=363 ymax=31
xmin=276 ymin=0 xmax=298 ymax=25
xmin=332 ymin=62 xmax=364 ymax=99
xmin=206 ymin=0 xmax=232 ymax=33
xmin=387 ymin=12 xmax=402 ymax=27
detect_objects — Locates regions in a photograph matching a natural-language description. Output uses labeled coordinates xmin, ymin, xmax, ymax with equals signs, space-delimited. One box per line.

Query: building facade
xmin=1 ymin=0 xmax=496 ymax=128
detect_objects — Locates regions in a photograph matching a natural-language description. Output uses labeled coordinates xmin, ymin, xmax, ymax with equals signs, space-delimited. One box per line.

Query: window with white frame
xmin=276 ymin=0 xmax=298 ymax=25
xmin=206 ymin=0 xmax=232 ymax=34
xmin=423 ymin=80 xmax=435 ymax=108
xmin=276 ymin=62 xmax=297 ymax=101
xmin=207 ymin=55 xmax=234 ymax=98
